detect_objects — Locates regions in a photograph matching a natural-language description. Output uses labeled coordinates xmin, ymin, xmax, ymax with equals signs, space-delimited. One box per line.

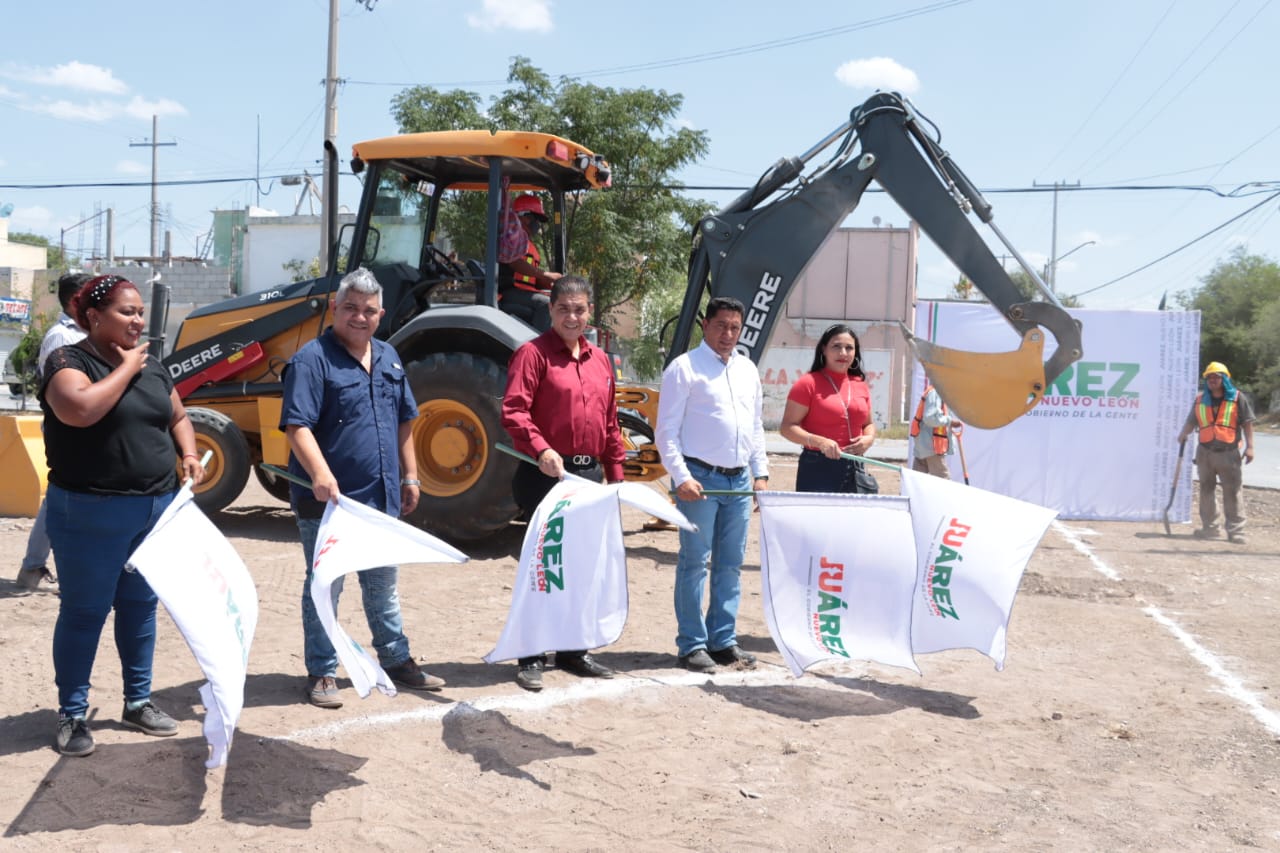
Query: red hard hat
xmin=512 ymin=194 xmax=547 ymax=219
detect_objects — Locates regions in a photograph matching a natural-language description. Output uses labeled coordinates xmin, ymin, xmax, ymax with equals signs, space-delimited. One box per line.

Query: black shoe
xmin=679 ymin=649 xmax=717 ymax=673
xmin=557 ymin=653 xmax=615 ymax=679
xmin=122 ymin=701 xmax=178 ymax=737
xmin=385 ymin=658 xmax=446 ymax=691
xmin=56 ymin=716 xmax=94 ymax=757
xmin=708 ymin=645 xmax=757 ymax=667
xmin=516 ymin=660 xmax=544 ymax=691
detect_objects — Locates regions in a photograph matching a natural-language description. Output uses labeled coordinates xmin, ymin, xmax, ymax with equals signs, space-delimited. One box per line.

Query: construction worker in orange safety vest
xmin=1177 ymin=361 xmax=1256 ymax=543
xmin=910 ymin=383 xmax=961 ymax=479
xmin=497 ymin=194 xmax=562 ymax=332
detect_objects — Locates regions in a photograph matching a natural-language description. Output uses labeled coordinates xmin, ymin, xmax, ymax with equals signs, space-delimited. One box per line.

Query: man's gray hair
xmin=335 ymin=267 xmax=382 ymax=303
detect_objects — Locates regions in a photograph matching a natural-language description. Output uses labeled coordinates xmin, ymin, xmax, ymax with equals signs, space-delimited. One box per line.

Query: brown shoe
xmin=308 ymin=675 xmax=343 ymax=709
xmin=16 ymin=566 xmax=57 ymax=592
xmin=385 ymin=658 xmax=446 ymax=691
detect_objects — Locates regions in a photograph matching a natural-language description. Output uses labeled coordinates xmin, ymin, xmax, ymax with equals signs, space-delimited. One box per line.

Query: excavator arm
xmin=667 ymin=91 xmax=1082 ymax=429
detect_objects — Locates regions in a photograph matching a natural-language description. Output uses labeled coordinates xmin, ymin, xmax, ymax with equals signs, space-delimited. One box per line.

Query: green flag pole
xmin=260 ymin=463 xmax=314 ymax=490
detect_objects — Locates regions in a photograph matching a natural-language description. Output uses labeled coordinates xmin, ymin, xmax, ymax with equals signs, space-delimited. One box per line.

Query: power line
xmin=344 ymin=0 xmax=972 ymax=89
xmin=1066 ymin=190 xmax=1280 ymax=298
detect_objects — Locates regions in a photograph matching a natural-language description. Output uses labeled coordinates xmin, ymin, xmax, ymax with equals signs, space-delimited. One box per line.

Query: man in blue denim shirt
xmin=281 ymin=267 xmax=444 ymax=709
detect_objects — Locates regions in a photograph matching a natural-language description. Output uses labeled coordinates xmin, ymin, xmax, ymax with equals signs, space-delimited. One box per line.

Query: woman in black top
xmin=40 ymin=274 xmax=205 ymax=757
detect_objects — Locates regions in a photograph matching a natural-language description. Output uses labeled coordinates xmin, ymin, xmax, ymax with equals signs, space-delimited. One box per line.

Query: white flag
xmin=311 ymin=495 xmax=468 ymax=698
xmin=900 ymin=468 xmax=1057 ymax=669
xmin=126 ymin=487 xmax=258 ymax=769
xmin=757 ymin=491 xmax=919 ymax=677
xmin=485 ymin=477 xmax=692 ymax=664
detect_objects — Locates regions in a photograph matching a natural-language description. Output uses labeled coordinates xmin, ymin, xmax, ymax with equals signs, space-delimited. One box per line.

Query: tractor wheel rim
xmin=413 ymin=399 xmax=488 ymax=497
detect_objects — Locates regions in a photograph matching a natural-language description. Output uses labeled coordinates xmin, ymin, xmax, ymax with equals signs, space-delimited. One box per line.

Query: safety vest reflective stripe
xmin=910 ymin=386 xmax=949 ymax=455
xmin=1195 ymin=393 xmax=1238 ymax=444
xmin=511 ymin=240 xmax=545 ymax=292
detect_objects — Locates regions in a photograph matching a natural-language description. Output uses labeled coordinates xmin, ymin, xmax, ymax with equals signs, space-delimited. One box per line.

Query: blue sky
xmin=1 ymin=0 xmax=1276 ymax=310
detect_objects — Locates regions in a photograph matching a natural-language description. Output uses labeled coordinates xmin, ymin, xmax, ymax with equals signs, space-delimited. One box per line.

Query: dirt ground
xmin=1 ymin=454 xmax=1279 ymax=851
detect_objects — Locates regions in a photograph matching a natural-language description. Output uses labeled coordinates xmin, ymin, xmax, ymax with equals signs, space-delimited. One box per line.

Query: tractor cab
xmin=346 ymin=130 xmax=612 ymax=340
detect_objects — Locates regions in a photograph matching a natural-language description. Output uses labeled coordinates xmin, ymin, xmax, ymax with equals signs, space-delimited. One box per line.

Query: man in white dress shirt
xmin=655 ymin=296 xmax=769 ymax=673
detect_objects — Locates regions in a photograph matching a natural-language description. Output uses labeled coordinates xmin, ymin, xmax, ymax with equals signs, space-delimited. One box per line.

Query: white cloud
xmin=834 ymin=57 xmax=920 ymax=94
xmin=116 ymin=160 xmax=149 ymax=175
xmin=8 ymin=205 xmax=56 ymax=233
xmin=2 ymin=61 xmax=128 ymax=94
xmin=22 ymin=94 xmax=186 ymax=123
xmin=30 ymin=98 xmax=121 ymax=122
xmin=674 ymin=117 xmax=697 ymax=131
xmin=124 ymin=95 xmax=188 ymax=120
xmin=467 ymin=0 xmax=553 ymax=32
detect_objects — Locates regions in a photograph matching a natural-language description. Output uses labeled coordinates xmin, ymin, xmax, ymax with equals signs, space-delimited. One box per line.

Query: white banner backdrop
xmin=126 ymin=487 xmax=258 ymax=769
xmin=486 ymin=476 xmax=694 ymax=664
xmin=910 ymin=301 xmax=1200 ymax=522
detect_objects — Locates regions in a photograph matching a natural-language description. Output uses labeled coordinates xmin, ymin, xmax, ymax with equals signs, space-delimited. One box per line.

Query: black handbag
xmin=853 ymin=460 xmax=879 ymax=495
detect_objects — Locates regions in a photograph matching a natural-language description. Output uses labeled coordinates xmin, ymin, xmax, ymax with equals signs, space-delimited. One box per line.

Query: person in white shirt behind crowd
xmin=15 ymin=272 xmax=90 ymax=592
xmin=655 ymin=296 xmax=769 ymax=674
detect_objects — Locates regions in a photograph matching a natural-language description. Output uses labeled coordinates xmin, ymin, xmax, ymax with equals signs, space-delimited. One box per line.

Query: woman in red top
xmin=780 ymin=324 xmax=877 ymax=492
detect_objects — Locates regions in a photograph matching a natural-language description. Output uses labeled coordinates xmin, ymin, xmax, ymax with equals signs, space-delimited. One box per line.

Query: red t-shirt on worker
xmin=786 ymin=370 xmax=872 ymax=450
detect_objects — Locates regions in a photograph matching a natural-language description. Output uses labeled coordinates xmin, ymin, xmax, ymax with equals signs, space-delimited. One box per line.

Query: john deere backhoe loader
xmin=160 ymin=91 xmax=1080 ymax=542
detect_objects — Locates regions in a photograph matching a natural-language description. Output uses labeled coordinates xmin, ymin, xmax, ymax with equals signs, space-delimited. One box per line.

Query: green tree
xmin=949 ymin=275 xmax=975 ymax=300
xmin=389 ymin=57 xmax=712 ymax=327
xmin=8 ymin=231 xmax=74 ymax=270
xmin=7 ymin=309 xmax=56 ymax=396
xmin=1176 ymin=247 xmax=1280 ymax=399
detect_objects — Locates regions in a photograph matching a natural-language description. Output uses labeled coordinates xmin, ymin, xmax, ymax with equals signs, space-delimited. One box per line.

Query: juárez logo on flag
xmin=758 ymin=470 xmax=1057 ymax=678
xmin=487 ymin=475 xmax=694 ymax=664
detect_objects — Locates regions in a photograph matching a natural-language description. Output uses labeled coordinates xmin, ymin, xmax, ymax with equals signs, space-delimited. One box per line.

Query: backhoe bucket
xmin=0 ymin=415 xmax=48 ymax=518
xmin=904 ymin=327 xmax=1049 ymax=430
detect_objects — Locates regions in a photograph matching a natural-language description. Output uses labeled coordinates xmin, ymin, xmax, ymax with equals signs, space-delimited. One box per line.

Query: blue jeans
xmin=673 ymin=463 xmax=752 ymax=657
xmin=21 ymin=497 xmax=52 ymax=570
xmin=297 ymin=516 xmax=411 ymax=677
xmin=45 ymin=484 xmax=175 ymax=718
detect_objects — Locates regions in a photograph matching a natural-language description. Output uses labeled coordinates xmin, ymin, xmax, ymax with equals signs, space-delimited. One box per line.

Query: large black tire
xmin=188 ymin=407 xmax=251 ymax=513
xmin=253 ymin=463 xmax=293 ymax=504
xmin=404 ymin=352 xmax=520 ymax=542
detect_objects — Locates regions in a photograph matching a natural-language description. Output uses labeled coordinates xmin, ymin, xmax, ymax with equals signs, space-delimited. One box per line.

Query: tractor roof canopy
xmin=351 ymin=130 xmax=611 ymax=193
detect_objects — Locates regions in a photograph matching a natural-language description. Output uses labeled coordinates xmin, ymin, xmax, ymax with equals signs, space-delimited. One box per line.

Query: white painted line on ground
xmin=278 ymin=665 xmax=869 ymax=744
xmin=1053 ymin=522 xmax=1120 ymax=580
xmin=1054 ymin=521 xmax=1280 ymax=737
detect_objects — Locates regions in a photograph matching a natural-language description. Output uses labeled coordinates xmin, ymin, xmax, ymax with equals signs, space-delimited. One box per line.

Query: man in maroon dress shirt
xmin=501 ymin=275 xmax=626 ymax=690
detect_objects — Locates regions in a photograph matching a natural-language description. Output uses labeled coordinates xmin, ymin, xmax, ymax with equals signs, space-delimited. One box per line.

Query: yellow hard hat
xmin=1203 ymin=361 xmax=1230 ymax=378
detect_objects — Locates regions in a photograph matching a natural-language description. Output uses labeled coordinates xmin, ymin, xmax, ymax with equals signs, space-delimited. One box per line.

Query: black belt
xmin=565 ymin=455 xmax=598 ymax=469
xmin=685 ymin=455 xmax=746 ymax=478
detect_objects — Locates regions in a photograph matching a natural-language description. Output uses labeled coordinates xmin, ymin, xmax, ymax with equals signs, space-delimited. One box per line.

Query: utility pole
xmin=130 ymin=115 xmax=176 ymax=268
xmin=321 ymin=0 xmax=377 ymax=271
xmin=1033 ymin=180 xmax=1080 ymax=293
xmin=321 ymin=0 xmax=340 ymax=266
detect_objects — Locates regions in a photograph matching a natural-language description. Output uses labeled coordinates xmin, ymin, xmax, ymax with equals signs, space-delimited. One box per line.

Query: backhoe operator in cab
xmin=498 ymin=194 xmax=561 ymax=332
